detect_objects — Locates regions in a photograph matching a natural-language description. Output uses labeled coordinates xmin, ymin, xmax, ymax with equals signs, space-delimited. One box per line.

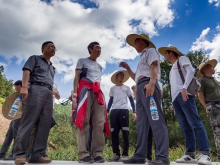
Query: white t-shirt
xmin=109 ymin=85 xmax=132 ymax=110
xmin=135 ymin=47 xmax=161 ymax=83
xmin=76 ymin=58 xmax=102 ymax=83
xmin=170 ymin=56 xmax=194 ymax=102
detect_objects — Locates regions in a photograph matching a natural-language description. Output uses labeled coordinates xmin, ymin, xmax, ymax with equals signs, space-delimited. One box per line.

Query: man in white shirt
xmin=158 ymin=46 xmax=211 ymax=165
xmin=120 ymin=34 xmax=169 ymax=165
xmin=107 ymin=70 xmax=136 ymax=162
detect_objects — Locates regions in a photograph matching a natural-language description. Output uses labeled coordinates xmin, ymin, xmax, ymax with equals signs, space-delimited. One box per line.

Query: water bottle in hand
xmin=150 ymin=96 xmax=159 ymax=120
xmin=8 ymin=95 xmax=22 ymax=117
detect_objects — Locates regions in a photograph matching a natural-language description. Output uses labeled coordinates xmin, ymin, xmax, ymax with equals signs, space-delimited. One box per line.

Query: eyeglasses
xmin=59 ymin=98 xmax=71 ymax=106
xmin=46 ymin=45 xmax=57 ymax=51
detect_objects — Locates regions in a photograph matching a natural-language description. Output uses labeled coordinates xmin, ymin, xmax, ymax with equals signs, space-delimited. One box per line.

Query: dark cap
xmin=14 ymin=80 xmax=22 ymax=86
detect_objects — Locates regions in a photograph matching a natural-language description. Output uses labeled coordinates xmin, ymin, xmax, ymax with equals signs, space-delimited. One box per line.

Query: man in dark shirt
xmin=14 ymin=41 xmax=56 ymax=165
xmin=0 ymin=80 xmax=22 ymax=160
xmin=197 ymin=59 xmax=220 ymax=160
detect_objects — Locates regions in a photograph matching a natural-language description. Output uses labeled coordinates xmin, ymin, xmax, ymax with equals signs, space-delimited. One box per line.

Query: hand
xmin=71 ymin=91 xmax=77 ymax=102
xmin=170 ymin=105 xmax=174 ymax=111
xmin=144 ymin=82 xmax=155 ymax=97
xmin=132 ymin=113 xmax=137 ymax=121
xmin=131 ymin=85 xmax=136 ymax=92
xmin=20 ymin=87 xmax=28 ymax=100
xmin=181 ymin=88 xmax=188 ymax=101
xmin=119 ymin=61 xmax=130 ymax=70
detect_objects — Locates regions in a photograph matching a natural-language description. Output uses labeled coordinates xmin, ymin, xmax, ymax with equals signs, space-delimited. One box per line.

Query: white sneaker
xmin=197 ymin=154 xmax=212 ymax=165
xmin=176 ymin=155 xmax=197 ymax=163
xmin=120 ymin=156 xmax=129 ymax=161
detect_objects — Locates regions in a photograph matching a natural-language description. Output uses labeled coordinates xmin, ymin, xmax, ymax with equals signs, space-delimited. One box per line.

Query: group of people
xmin=0 ymin=32 xmax=219 ymax=165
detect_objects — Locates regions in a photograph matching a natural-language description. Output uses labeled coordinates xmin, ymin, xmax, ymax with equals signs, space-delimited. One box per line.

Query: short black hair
xmin=87 ymin=41 xmax=100 ymax=54
xmin=166 ymin=50 xmax=178 ymax=58
xmin=14 ymin=80 xmax=22 ymax=86
xmin=41 ymin=41 xmax=54 ymax=53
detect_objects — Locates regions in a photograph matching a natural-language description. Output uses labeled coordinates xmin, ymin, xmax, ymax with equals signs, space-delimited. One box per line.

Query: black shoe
xmin=148 ymin=159 xmax=170 ymax=165
xmin=79 ymin=156 xmax=94 ymax=163
xmin=3 ymin=155 xmax=13 ymax=160
xmin=0 ymin=154 xmax=5 ymax=160
xmin=123 ymin=157 xmax=145 ymax=164
xmin=94 ymin=156 xmax=105 ymax=163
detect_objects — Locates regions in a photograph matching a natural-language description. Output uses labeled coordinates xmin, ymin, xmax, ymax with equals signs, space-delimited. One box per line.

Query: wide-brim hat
xmin=126 ymin=34 xmax=156 ymax=48
xmin=2 ymin=92 xmax=23 ymax=120
xmin=158 ymin=46 xmax=184 ymax=57
xmin=111 ymin=70 xmax=130 ymax=84
xmin=196 ymin=59 xmax=218 ymax=78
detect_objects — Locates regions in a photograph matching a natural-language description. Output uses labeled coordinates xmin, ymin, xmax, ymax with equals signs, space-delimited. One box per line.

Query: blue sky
xmin=0 ymin=0 xmax=220 ymax=101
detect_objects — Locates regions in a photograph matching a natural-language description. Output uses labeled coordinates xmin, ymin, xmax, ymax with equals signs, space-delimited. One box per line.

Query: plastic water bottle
xmin=8 ymin=95 xmax=22 ymax=117
xmin=150 ymin=96 xmax=159 ymax=120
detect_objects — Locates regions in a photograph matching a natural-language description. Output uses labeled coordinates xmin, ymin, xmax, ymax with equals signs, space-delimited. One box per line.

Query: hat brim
xmin=126 ymin=34 xmax=156 ymax=49
xmin=196 ymin=59 xmax=218 ymax=78
xmin=2 ymin=92 xmax=23 ymax=120
xmin=111 ymin=70 xmax=130 ymax=84
xmin=158 ymin=47 xmax=184 ymax=57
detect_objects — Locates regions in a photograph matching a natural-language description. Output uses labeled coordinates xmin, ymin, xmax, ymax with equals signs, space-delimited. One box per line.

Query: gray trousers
xmin=14 ymin=85 xmax=53 ymax=161
xmin=133 ymin=80 xmax=169 ymax=162
xmin=0 ymin=119 xmax=20 ymax=157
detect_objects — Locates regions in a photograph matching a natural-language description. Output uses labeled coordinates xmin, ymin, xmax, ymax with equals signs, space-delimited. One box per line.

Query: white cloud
xmin=190 ymin=26 xmax=220 ymax=72
xmin=208 ymin=0 xmax=220 ymax=7
xmin=0 ymin=0 xmax=174 ymax=83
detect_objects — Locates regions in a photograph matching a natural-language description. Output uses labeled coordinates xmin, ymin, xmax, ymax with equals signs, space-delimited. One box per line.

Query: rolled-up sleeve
xmin=22 ymin=56 xmax=36 ymax=72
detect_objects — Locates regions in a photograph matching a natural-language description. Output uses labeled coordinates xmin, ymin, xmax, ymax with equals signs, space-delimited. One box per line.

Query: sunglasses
xmin=59 ymin=98 xmax=71 ymax=106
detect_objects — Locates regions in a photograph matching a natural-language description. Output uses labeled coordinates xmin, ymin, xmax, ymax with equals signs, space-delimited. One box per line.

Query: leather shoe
xmin=29 ymin=157 xmax=52 ymax=163
xmin=14 ymin=156 xmax=27 ymax=165
xmin=123 ymin=157 xmax=145 ymax=164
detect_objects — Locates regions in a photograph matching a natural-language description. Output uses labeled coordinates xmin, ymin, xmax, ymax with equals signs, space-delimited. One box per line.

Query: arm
xmin=128 ymin=96 xmax=136 ymax=121
xmin=119 ymin=62 xmax=135 ymax=80
xmin=107 ymin=96 xmax=113 ymax=113
xmin=72 ymin=69 xmax=81 ymax=99
xmin=128 ymin=96 xmax=136 ymax=113
xmin=131 ymin=85 xmax=137 ymax=99
xmin=198 ymin=91 xmax=206 ymax=108
xmin=144 ymin=61 xmax=158 ymax=96
xmin=53 ymin=90 xmax=60 ymax=100
xmin=20 ymin=70 xmax=30 ymax=100
xmin=181 ymin=65 xmax=194 ymax=101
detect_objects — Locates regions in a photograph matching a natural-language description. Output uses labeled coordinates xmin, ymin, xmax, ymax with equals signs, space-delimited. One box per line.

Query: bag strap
xmin=177 ymin=59 xmax=185 ymax=84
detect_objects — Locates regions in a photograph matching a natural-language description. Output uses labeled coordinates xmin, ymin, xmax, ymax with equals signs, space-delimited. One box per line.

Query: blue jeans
xmin=172 ymin=93 xmax=210 ymax=156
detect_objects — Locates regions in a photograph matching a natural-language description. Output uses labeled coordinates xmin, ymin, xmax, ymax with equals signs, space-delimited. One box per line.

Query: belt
xmin=30 ymin=82 xmax=52 ymax=91
xmin=137 ymin=77 xmax=150 ymax=85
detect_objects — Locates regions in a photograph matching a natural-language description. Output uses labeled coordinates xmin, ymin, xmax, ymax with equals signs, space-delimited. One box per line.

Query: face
xmin=14 ymin=85 xmax=22 ymax=92
xmin=90 ymin=44 xmax=101 ymax=57
xmin=134 ymin=38 xmax=142 ymax=53
xmin=116 ymin=72 xmax=124 ymax=82
xmin=164 ymin=50 xmax=171 ymax=62
xmin=42 ymin=43 xmax=56 ymax=57
xmin=203 ymin=64 xmax=215 ymax=75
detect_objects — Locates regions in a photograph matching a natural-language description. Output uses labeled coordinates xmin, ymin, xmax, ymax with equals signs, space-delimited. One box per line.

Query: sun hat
xmin=2 ymin=92 xmax=23 ymax=120
xmin=196 ymin=59 xmax=218 ymax=78
xmin=158 ymin=46 xmax=184 ymax=57
xmin=126 ymin=34 xmax=156 ymax=48
xmin=111 ymin=70 xmax=130 ymax=84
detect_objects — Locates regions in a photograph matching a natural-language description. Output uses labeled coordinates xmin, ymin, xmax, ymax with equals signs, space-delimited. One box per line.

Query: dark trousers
xmin=133 ymin=80 xmax=169 ymax=162
xmin=14 ymin=85 xmax=53 ymax=161
xmin=0 ymin=119 xmax=20 ymax=158
xmin=110 ymin=109 xmax=129 ymax=156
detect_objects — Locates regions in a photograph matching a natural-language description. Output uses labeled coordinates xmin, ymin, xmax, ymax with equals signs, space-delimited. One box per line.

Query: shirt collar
xmin=40 ymin=55 xmax=53 ymax=65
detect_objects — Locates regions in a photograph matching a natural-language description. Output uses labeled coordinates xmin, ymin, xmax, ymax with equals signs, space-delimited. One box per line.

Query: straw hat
xmin=126 ymin=34 xmax=156 ymax=48
xmin=158 ymin=46 xmax=184 ymax=57
xmin=196 ymin=59 xmax=217 ymax=78
xmin=2 ymin=92 xmax=23 ymax=120
xmin=111 ymin=70 xmax=130 ymax=84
